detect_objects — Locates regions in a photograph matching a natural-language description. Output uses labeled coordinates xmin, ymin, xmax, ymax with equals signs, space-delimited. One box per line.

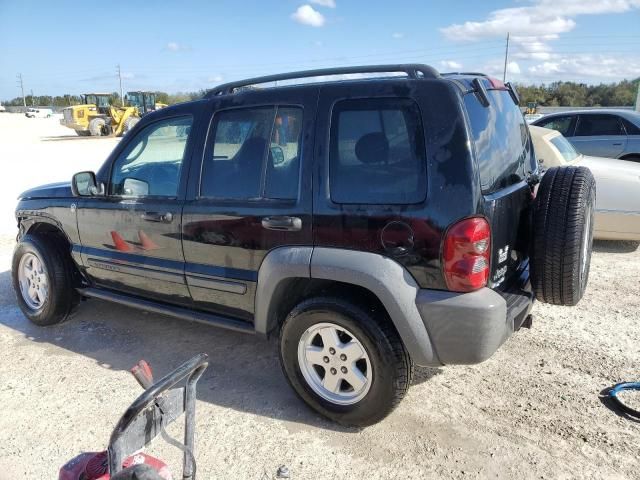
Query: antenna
xmin=502 ymin=32 xmax=510 ymax=83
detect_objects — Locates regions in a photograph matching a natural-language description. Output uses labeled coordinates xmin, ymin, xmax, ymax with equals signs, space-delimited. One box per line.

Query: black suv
xmin=12 ymin=65 xmax=595 ymax=426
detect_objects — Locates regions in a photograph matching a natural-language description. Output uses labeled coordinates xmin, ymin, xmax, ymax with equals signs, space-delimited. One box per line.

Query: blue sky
xmin=0 ymin=0 xmax=639 ymax=99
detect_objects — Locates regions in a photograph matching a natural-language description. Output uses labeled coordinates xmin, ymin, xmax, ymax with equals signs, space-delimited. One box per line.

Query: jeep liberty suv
xmin=12 ymin=65 xmax=595 ymax=426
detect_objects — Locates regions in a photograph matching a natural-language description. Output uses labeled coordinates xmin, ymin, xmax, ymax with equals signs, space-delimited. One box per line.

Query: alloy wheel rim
xmin=297 ymin=322 xmax=372 ymax=406
xmin=18 ymin=252 xmax=48 ymax=311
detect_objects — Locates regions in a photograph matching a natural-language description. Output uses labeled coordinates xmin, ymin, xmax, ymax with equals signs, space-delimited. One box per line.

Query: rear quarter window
xmin=329 ymin=98 xmax=427 ymax=204
xmin=464 ymin=90 xmax=532 ymax=194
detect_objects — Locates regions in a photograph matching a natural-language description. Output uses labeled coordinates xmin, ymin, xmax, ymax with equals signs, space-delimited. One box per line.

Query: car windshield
xmin=550 ymin=134 xmax=580 ymax=163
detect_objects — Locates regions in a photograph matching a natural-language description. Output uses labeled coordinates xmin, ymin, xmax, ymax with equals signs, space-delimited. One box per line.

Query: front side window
xmin=110 ymin=116 xmax=192 ymax=197
xmin=575 ymin=114 xmax=625 ymax=136
xmin=201 ymin=106 xmax=303 ymax=200
xmin=538 ymin=115 xmax=574 ymax=136
xmin=329 ymin=98 xmax=427 ymax=204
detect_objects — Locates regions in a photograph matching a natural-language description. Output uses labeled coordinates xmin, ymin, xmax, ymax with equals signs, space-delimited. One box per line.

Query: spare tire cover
xmin=531 ymin=166 xmax=596 ymax=306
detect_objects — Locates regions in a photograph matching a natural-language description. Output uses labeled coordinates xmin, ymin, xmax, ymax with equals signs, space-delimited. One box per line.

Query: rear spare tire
xmin=531 ymin=166 xmax=596 ymax=306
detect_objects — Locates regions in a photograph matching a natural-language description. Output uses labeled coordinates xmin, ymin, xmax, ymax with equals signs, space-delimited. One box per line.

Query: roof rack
xmin=205 ymin=64 xmax=440 ymax=97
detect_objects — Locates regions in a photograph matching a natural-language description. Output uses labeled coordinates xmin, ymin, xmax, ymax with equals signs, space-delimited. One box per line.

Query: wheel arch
xmin=254 ymin=246 xmax=438 ymax=366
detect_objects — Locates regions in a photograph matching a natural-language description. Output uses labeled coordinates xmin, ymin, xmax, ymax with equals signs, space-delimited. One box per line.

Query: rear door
xmin=181 ymin=88 xmax=317 ymax=321
xmin=572 ymin=114 xmax=627 ymax=158
xmin=464 ymin=87 xmax=535 ymax=290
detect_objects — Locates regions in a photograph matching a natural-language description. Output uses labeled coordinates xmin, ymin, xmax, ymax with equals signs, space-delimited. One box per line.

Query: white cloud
xmin=291 ymin=5 xmax=326 ymax=27
xmin=507 ymin=61 xmax=521 ymax=75
xmin=440 ymin=60 xmax=463 ymax=70
xmin=207 ymin=75 xmax=224 ymax=83
xmin=528 ymin=54 xmax=640 ymax=79
xmin=392 ymin=32 xmax=404 ymax=39
xmin=440 ymin=0 xmax=640 ymax=81
xmin=310 ymin=0 xmax=336 ymax=7
xmin=441 ymin=0 xmax=640 ymax=42
xmin=166 ymin=42 xmax=190 ymax=52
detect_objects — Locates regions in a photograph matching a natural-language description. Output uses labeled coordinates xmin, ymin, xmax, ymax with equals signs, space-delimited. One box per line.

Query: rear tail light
xmin=443 ymin=217 xmax=491 ymax=292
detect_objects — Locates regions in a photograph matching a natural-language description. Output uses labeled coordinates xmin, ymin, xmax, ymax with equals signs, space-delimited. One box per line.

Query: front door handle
xmin=141 ymin=211 xmax=173 ymax=223
xmin=261 ymin=216 xmax=302 ymax=231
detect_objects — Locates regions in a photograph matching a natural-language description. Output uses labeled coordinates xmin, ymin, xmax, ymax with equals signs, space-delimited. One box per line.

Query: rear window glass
xmin=464 ymin=90 xmax=531 ymax=194
xmin=550 ymin=135 xmax=580 ymax=163
xmin=329 ymin=98 xmax=427 ymax=204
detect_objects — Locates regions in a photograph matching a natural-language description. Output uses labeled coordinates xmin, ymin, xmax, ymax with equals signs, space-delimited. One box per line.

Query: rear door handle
xmin=141 ymin=211 xmax=173 ymax=223
xmin=261 ymin=216 xmax=302 ymax=231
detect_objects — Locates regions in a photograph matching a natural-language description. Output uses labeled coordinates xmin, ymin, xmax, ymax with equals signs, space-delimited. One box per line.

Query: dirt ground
xmin=0 ymin=113 xmax=639 ymax=480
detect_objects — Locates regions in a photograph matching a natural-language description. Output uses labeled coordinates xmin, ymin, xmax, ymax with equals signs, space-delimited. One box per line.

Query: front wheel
xmin=12 ymin=234 xmax=79 ymax=326
xmin=279 ymin=297 xmax=412 ymax=426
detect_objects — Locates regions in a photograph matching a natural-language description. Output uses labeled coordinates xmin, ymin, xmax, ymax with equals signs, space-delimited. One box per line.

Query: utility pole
xmin=16 ymin=73 xmax=26 ymax=107
xmin=502 ymin=32 xmax=510 ymax=83
xmin=116 ymin=64 xmax=124 ymax=106
xmin=635 ymin=81 xmax=640 ymax=112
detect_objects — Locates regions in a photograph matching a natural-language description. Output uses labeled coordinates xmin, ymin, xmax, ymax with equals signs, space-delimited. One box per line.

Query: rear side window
xmin=201 ymin=106 xmax=303 ymax=200
xmin=575 ymin=114 xmax=624 ymax=136
xmin=329 ymin=98 xmax=427 ymax=204
xmin=537 ymin=115 xmax=574 ymax=136
xmin=622 ymin=117 xmax=640 ymax=135
xmin=464 ymin=90 xmax=531 ymax=194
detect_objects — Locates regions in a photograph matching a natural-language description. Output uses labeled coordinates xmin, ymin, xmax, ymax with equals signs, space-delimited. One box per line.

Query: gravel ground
xmin=0 ymin=114 xmax=638 ymax=479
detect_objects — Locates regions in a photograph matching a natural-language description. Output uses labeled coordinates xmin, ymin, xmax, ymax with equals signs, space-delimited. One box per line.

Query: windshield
xmin=128 ymin=92 xmax=143 ymax=107
xmin=550 ymin=135 xmax=580 ymax=163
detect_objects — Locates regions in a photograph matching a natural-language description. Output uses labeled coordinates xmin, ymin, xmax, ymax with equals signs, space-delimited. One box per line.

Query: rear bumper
xmin=416 ymin=267 xmax=533 ymax=365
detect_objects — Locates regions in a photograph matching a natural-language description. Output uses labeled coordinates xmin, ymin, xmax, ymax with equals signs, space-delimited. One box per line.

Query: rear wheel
xmin=12 ymin=234 xmax=79 ymax=326
xmin=279 ymin=297 xmax=412 ymax=426
xmin=531 ymin=166 xmax=596 ymax=306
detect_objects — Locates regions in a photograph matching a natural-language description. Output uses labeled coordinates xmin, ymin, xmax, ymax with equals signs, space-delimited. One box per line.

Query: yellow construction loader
xmin=60 ymin=92 xmax=165 ymax=137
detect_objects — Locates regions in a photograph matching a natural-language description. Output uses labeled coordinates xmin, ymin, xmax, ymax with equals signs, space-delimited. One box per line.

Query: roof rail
xmin=205 ymin=64 xmax=440 ymax=97
xmin=441 ymin=72 xmax=489 ymax=77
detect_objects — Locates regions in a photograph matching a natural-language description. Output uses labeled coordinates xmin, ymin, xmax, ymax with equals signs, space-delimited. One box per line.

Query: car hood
xmin=19 ymin=181 xmax=73 ymax=200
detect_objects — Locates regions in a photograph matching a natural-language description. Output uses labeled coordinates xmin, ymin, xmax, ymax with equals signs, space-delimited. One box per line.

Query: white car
xmin=530 ymin=125 xmax=640 ymax=241
xmin=25 ymin=108 xmax=53 ymax=118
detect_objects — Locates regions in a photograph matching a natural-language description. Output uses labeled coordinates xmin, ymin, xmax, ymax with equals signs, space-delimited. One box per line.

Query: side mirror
xmin=72 ymin=171 xmax=101 ymax=196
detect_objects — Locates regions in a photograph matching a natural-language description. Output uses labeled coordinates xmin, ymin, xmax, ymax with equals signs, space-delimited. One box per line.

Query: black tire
xmin=12 ymin=234 xmax=80 ymax=326
xmin=279 ymin=296 xmax=413 ymax=427
xmin=89 ymin=117 xmax=107 ymax=136
xmin=621 ymin=155 xmax=640 ymax=163
xmin=531 ymin=166 xmax=596 ymax=306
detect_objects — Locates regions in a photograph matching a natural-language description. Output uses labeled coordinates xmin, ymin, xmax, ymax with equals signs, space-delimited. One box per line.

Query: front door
xmin=76 ymin=114 xmax=195 ymax=305
xmin=181 ymin=88 xmax=317 ymax=321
